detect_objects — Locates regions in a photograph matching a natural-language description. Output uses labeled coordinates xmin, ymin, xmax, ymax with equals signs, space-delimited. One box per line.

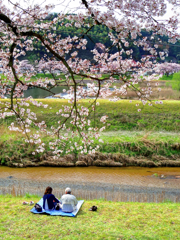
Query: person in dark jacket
xmin=43 ymin=186 xmax=60 ymax=210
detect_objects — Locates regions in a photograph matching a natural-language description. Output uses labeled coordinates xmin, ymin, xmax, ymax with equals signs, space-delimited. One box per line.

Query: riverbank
xmin=2 ymin=150 xmax=180 ymax=168
xmin=1 ymin=130 xmax=180 ymax=167
xmin=1 ymin=100 xmax=180 ymax=167
xmin=0 ymin=195 xmax=180 ymax=240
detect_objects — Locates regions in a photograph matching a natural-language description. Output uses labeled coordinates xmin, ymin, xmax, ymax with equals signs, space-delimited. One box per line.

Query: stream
xmin=0 ymin=166 xmax=180 ymax=202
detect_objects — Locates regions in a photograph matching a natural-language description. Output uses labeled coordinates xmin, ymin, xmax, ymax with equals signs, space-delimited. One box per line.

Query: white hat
xmin=65 ymin=187 xmax=71 ymax=193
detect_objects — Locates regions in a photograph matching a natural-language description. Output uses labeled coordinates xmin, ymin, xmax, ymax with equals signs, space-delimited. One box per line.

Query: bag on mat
xmin=55 ymin=203 xmax=61 ymax=210
xmin=34 ymin=203 xmax=42 ymax=212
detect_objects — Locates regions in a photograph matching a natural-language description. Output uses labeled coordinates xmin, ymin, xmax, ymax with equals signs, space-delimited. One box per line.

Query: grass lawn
xmin=0 ymin=195 xmax=180 ymax=240
xmin=1 ymin=99 xmax=180 ymax=131
xmin=1 ymin=99 xmax=180 ymax=164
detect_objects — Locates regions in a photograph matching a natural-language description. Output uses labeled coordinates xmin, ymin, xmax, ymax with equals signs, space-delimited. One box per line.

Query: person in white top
xmin=60 ymin=187 xmax=78 ymax=213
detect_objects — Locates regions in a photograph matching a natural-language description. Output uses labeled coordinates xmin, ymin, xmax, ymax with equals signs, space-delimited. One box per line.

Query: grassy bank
xmin=0 ymin=195 xmax=180 ymax=240
xmin=1 ymin=126 xmax=180 ymax=167
xmin=0 ymin=129 xmax=180 ymax=167
xmin=1 ymin=100 xmax=180 ymax=166
xmin=1 ymin=99 xmax=180 ymax=131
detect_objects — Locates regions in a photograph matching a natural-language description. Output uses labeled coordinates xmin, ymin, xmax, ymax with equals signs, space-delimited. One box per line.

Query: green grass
xmin=1 ymin=99 xmax=180 ymax=164
xmin=166 ymin=80 xmax=180 ymax=91
xmin=0 ymin=73 xmax=111 ymax=84
xmin=1 ymin=126 xmax=180 ymax=165
xmin=160 ymin=72 xmax=180 ymax=81
xmin=159 ymin=75 xmax=174 ymax=81
xmin=98 ymin=131 xmax=180 ymax=156
xmin=1 ymin=73 xmax=87 ymax=84
xmin=159 ymin=72 xmax=180 ymax=91
xmin=100 ymin=130 xmax=180 ymax=143
xmin=1 ymin=99 xmax=180 ymax=131
xmin=0 ymin=195 xmax=180 ymax=240
xmin=30 ymin=73 xmax=91 ymax=81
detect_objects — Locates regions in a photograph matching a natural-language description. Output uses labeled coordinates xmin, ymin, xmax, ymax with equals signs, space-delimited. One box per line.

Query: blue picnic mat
xmin=30 ymin=198 xmax=84 ymax=217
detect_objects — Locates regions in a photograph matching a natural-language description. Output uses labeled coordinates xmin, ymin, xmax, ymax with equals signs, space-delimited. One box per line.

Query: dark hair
xmin=44 ymin=186 xmax=52 ymax=195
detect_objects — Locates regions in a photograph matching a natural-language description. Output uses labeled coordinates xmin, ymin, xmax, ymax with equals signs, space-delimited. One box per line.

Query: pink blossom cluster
xmin=155 ymin=63 xmax=180 ymax=77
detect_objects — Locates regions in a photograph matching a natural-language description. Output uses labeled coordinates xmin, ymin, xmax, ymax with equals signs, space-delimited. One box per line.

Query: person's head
xmin=44 ymin=186 xmax=53 ymax=195
xmin=65 ymin=187 xmax=71 ymax=194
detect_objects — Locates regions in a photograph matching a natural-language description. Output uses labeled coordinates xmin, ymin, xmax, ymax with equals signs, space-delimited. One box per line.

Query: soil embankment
xmin=5 ymin=151 xmax=180 ymax=168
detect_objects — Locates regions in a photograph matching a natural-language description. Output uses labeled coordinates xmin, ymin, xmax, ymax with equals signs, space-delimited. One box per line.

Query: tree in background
xmin=0 ymin=0 xmax=180 ymax=157
xmin=155 ymin=62 xmax=180 ymax=77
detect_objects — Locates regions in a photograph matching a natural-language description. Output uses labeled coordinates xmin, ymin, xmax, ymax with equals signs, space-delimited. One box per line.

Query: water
xmin=0 ymin=166 xmax=180 ymax=202
xmin=23 ymin=86 xmax=115 ymax=99
xmin=23 ymin=86 xmax=68 ymax=99
xmin=21 ymin=80 xmax=180 ymax=100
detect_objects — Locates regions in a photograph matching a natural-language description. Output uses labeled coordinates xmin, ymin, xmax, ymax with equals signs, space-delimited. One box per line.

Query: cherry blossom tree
xmin=18 ymin=60 xmax=34 ymax=74
xmin=0 ymin=0 xmax=180 ymax=157
xmin=155 ymin=62 xmax=180 ymax=76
